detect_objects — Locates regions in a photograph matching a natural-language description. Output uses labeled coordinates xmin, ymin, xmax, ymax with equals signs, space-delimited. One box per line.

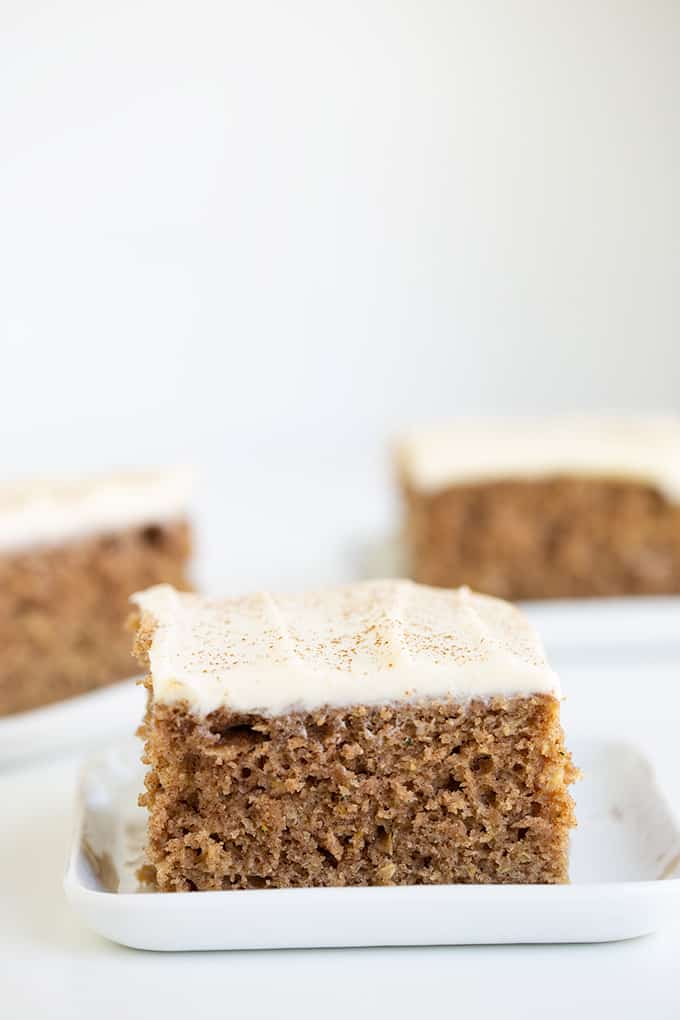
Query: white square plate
xmin=64 ymin=735 xmax=680 ymax=951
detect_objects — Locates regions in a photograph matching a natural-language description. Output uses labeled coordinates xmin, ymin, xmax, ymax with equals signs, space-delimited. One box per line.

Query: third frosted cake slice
xmin=396 ymin=417 xmax=680 ymax=599
xmin=131 ymin=580 xmax=577 ymax=891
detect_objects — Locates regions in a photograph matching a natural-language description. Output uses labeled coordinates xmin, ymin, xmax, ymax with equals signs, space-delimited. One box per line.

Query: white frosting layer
xmin=132 ymin=580 xmax=560 ymax=716
xmin=0 ymin=468 xmax=193 ymax=552
xmin=397 ymin=418 xmax=680 ymax=501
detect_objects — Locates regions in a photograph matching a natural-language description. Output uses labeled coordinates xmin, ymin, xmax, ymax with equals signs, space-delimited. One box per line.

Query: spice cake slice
xmin=396 ymin=418 xmax=680 ymax=600
xmin=0 ymin=469 xmax=193 ymax=716
xmin=131 ymin=579 xmax=577 ymax=891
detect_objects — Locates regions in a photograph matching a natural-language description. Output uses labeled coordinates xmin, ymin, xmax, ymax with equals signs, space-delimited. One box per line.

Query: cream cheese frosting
xmin=396 ymin=418 xmax=680 ymax=501
xmin=0 ymin=468 xmax=193 ymax=553
xmin=131 ymin=580 xmax=560 ymax=716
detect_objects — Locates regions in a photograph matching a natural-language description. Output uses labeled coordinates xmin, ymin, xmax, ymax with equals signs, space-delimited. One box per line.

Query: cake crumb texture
xmin=139 ymin=692 xmax=577 ymax=891
xmin=403 ymin=478 xmax=680 ymax=599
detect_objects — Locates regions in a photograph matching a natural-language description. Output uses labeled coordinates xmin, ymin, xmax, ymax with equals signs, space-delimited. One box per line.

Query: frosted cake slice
xmin=0 ymin=469 xmax=192 ymax=715
xmin=396 ymin=417 xmax=680 ymax=600
xmin=131 ymin=580 xmax=577 ymax=892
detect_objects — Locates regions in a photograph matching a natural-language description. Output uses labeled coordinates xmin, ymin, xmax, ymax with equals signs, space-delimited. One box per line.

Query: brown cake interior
xmin=0 ymin=519 xmax=191 ymax=716
xmin=403 ymin=476 xmax=680 ymax=599
xmin=138 ymin=682 xmax=577 ymax=891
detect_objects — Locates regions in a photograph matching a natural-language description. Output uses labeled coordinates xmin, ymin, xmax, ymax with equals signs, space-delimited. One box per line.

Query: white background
xmin=1 ymin=4 xmax=680 ymax=1016
xmin=2 ymin=1 xmax=679 ymax=494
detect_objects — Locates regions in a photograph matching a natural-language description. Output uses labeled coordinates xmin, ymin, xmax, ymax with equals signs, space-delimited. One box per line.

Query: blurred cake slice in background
xmin=396 ymin=418 xmax=680 ymax=600
xmin=0 ymin=468 xmax=193 ymax=716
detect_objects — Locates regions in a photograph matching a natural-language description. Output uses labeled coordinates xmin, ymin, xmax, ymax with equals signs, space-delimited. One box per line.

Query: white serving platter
xmin=522 ymin=596 xmax=680 ymax=659
xmin=0 ymin=680 xmax=145 ymax=766
xmin=64 ymin=735 xmax=680 ymax=951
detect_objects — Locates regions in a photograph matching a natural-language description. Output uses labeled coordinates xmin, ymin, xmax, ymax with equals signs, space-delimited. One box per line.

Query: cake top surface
xmin=0 ymin=468 xmax=192 ymax=552
xmin=396 ymin=417 xmax=680 ymax=500
xmin=132 ymin=580 xmax=560 ymax=716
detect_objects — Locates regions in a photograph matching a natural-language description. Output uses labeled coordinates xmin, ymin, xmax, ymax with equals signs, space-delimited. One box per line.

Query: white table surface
xmin=2 ymin=645 xmax=679 ymax=1020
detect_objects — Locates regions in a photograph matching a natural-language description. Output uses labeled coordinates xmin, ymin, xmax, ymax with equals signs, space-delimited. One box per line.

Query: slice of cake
xmin=0 ymin=469 xmax=193 ymax=716
xmin=131 ymin=580 xmax=577 ymax=891
xmin=396 ymin=418 xmax=680 ymax=600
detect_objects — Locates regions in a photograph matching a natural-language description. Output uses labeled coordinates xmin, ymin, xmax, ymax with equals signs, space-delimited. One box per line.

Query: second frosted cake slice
xmin=131 ymin=580 xmax=577 ymax=891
